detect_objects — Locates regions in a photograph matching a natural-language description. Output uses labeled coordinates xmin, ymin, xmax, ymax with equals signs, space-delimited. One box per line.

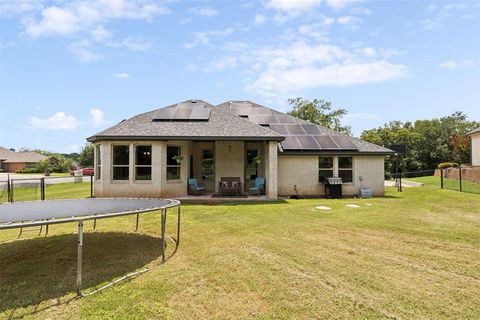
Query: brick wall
xmin=434 ymin=166 xmax=480 ymax=183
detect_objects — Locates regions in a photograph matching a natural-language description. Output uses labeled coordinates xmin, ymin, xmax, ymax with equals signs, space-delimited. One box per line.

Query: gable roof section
xmin=466 ymin=127 xmax=480 ymax=136
xmin=0 ymin=147 xmax=47 ymax=163
xmin=87 ymin=99 xmax=283 ymax=142
xmin=217 ymin=101 xmax=393 ymax=155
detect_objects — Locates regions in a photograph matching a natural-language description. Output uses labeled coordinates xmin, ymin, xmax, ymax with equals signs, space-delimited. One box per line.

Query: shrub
xmin=437 ymin=162 xmax=459 ymax=169
xmin=17 ymin=167 xmax=42 ymax=173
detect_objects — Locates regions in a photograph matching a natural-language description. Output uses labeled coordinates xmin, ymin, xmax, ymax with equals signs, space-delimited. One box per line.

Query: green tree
xmin=360 ymin=111 xmax=479 ymax=175
xmin=79 ymin=143 xmax=94 ymax=167
xmin=287 ymin=97 xmax=352 ymax=135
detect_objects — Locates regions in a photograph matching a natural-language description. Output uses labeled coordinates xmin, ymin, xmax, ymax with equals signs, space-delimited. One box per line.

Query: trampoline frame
xmin=0 ymin=198 xmax=181 ymax=296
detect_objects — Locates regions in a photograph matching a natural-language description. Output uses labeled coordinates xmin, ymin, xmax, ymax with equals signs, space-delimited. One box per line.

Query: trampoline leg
xmin=161 ymin=209 xmax=166 ymax=263
xmin=93 ymin=219 xmax=97 ymax=231
xmin=177 ymin=206 xmax=181 ymax=246
xmin=77 ymin=220 xmax=84 ymax=296
xmin=46 ymin=224 xmax=49 ymax=236
xmin=135 ymin=213 xmax=139 ymax=232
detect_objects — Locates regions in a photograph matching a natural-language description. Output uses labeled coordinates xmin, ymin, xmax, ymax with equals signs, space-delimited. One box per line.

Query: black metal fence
xmin=439 ymin=167 xmax=480 ymax=194
xmin=391 ymin=169 xmax=435 ymax=192
xmin=0 ymin=175 xmax=94 ymax=203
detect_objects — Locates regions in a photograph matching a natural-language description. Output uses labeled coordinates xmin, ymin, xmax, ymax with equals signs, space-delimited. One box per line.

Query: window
xmin=135 ymin=145 xmax=152 ymax=180
xmin=95 ymin=145 xmax=101 ymax=180
xmin=202 ymin=149 xmax=214 ymax=180
xmin=246 ymin=149 xmax=259 ymax=180
xmin=167 ymin=146 xmax=181 ymax=180
xmin=319 ymin=156 xmax=333 ymax=183
xmin=338 ymin=156 xmax=353 ymax=183
xmin=112 ymin=145 xmax=129 ymax=180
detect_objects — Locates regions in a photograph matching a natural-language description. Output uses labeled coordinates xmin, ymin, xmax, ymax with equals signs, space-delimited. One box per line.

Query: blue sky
xmin=1 ymin=0 xmax=479 ymax=153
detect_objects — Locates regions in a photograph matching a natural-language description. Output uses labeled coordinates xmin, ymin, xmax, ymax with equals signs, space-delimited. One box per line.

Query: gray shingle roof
xmin=0 ymin=147 xmax=47 ymax=163
xmin=217 ymin=101 xmax=393 ymax=154
xmin=87 ymin=100 xmax=283 ymax=142
xmin=467 ymin=127 xmax=480 ymax=135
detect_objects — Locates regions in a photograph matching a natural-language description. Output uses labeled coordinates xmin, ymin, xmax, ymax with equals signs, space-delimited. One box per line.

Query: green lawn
xmin=0 ymin=182 xmax=91 ymax=203
xmin=410 ymin=175 xmax=480 ymax=194
xmin=1 ymin=184 xmax=479 ymax=319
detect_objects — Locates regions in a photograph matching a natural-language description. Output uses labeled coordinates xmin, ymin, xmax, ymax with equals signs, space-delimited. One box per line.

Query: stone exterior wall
xmin=277 ymin=154 xmax=385 ymax=197
xmin=94 ymin=139 xmax=278 ymax=198
xmin=471 ymin=132 xmax=480 ymax=166
xmin=214 ymin=141 xmax=245 ymax=193
xmin=434 ymin=166 xmax=480 ymax=183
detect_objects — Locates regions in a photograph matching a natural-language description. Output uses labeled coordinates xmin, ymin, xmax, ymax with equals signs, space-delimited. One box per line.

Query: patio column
xmin=266 ymin=140 xmax=278 ymax=199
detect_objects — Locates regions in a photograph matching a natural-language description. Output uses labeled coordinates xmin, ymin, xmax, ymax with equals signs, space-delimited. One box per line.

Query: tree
xmin=287 ymin=97 xmax=352 ymax=135
xmin=360 ymin=111 xmax=479 ymax=175
xmin=78 ymin=143 xmax=94 ymax=167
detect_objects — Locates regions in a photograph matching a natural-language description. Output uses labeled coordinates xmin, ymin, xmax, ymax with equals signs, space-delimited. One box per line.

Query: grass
xmin=409 ymin=175 xmax=480 ymax=194
xmin=0 ymin=182 xmax=91 ymax=203
xmin=1 ymin=183 xmax=479 ymax=319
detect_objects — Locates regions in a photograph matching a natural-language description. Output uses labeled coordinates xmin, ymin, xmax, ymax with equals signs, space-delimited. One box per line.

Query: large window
xmin=246 ymin=149 xmax=259 ymax=180
xmin=112 ymin=145 xmax=129 ymax=180
xmin=135 ymin=145 xmax=152 ymax=180
xmin=338 ymin=156 xmax=353 ymax=183
xmin=202 ymin=149 xmax=214 ymax=180
xmin=319 ymin=156 xmax=334 ymax=183
xmin=95 ymin=144 xmax=101 ymax=180
xmin=167 ymin=146 xmax=181 ymax=180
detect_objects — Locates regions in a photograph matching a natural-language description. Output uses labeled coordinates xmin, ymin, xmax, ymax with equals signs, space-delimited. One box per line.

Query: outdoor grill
xmin=324 ymin=177 xmax=343 ymax=199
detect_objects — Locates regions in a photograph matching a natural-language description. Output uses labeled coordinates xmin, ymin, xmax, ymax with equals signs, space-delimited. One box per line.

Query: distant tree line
xmin=286 ymin=98 xmax=479 ymax=176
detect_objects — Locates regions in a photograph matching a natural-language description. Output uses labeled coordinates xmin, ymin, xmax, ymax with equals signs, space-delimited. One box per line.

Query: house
xmin=0 ymin=146 xmax=48 ymax=172
xmin=467 ymin=127 xmax=480 ymax=166
xmin=87 ymin=100 xmax=393 ymax=199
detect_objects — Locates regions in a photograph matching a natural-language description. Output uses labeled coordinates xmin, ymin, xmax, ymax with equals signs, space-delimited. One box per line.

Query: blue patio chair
xmin=188 ymin=178 xmax=206 ymax=196
xmin=249 ymin=177 xmax=265 ymax=195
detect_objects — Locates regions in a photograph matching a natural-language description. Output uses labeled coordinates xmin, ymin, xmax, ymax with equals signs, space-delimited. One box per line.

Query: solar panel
xmin=190 ymin=107 xmax=211 ymax=120
xmin=173 ymin=108 xmax=192 ymax=119
xmin=302 ymin=124 xmax=321 ymax=134
xmin=331 ymin=135 xmax=358 ymax=150
xmin=297 ymin=135 xmax=320 ymax=149
xmin=285 ymin=124 xmax=306 ymax=135
xmin=276 ymin=114 xmax=297 ymax=123
xmin=269 ymin=124 xmax=289 ymax=135
xmin=280 ymin=136 xmax=301 ymax=150
xmin=263 ymin=115 xmax=279 ymax=123
xmin=314 ymin=135 xmax=340 ymax=149
xmin=152 ymin=101 xmax=211 ymax=121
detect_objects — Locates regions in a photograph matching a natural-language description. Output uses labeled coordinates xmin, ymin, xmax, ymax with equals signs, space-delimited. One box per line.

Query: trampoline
xmin=0 ymin=198 xmax=181 ymax=296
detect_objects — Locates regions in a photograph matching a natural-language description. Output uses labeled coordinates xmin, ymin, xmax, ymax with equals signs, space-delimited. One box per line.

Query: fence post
xmin=7 ymin=176 xmax=11 ymax=202
xmin=10 ymin=179 xmax=14 ymax=203
xmin=440 ymin=168 xmax=444 ymax=189
xmin=90 ymin=175 xmax=93 ymax=198
xmin=41 ymin=177 xmax=45 ymax=200
xmin=459 ymin=165 xmax=462 ymax=192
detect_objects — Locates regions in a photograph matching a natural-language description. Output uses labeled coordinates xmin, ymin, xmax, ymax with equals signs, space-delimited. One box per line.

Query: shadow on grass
xmin=0 ymin=232 xmax=163 ymax=316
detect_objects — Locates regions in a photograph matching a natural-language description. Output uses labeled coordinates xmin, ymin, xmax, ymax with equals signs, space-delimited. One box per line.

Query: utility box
xmin=73 ymin=170 xmax=83 ymax=183
xmin=359 ymin=188 xmax=373 ymax=198
xmin=324 ymin=177 xmax=343 ymax=199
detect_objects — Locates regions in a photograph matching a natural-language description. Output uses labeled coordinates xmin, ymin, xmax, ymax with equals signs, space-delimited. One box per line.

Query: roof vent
xmin=190 ymin=99 xmax=197 ymax=103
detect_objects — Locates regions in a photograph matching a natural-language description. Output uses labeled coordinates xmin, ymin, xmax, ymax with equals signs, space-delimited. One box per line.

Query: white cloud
xmin=207 ymin=56 xmax=238 ymax=72
xmin=189 ymin=7 xmax=218 ymax=17
xmin=420 ymin=3 xmax=474 ymax=30
xmin=68 ymin=39 xmax=102 ymax=62
xmin=90 ymin=108 xmax=108 ymax=127
xmin=23 ymin=0 xmax=171 ymax=38
xmin=29 ymin=112 xmax=80 ymax=130
xmin=107 ymin=37 xmax=153 ymax=52
xmin=254 ymin=14 xmax=267 ymax=25
xmin=248 ymin=61 xmax=407 ymax=96
xmin=91 ymin=26 xmax=112 ymax=42
xmin=0 ymin=0 xmax=45 ymax=16
xmin=439 ymin=59 xmax=475 ymax=69
xmin=183 ymin=28 xmax=235 ymax=49
xmin=223 ymin=41 xmax=249 ymax=51
xmin=264 ymin=0 xmax=360 ymax=11
xmin=112 ymin=72 xmax=131 ymax=79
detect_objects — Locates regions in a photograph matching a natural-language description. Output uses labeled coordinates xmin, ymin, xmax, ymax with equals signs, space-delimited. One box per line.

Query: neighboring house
xmin=0 ymin=146 xmax=48 ymax=172
xmin=87 ymin=100 xmax=393 ymax=199
xmin=467 ymin=127 xmax=480 ymax=166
